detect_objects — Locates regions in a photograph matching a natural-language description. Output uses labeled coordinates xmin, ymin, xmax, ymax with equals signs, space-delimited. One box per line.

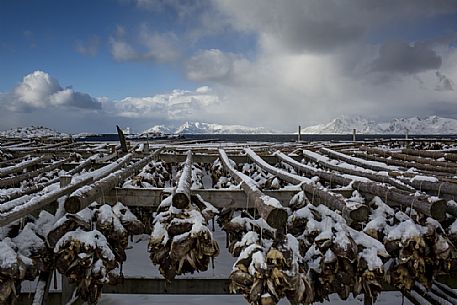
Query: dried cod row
xmin=364 ymin=197 xmax=457 ymax=291
xmin=50 ymin=202 xmax=143 ymax=305
xmin=148 ymin=194 xmax=219 ymax=282
xmin=288 ymin=191 xmax=388 ymax=304
xmin=125 ymin=160 xmax=171 ymax=188
xmin=0 ymin=210 xmax=56 ymax=305
xmin=224 ymin=215 xmax=313 ymax=305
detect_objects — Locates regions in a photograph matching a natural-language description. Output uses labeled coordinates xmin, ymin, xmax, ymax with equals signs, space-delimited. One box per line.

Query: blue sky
xmin=1 ymin=0 xmax=457 ymax=133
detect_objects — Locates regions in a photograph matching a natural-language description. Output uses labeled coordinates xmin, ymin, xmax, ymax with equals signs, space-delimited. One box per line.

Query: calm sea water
xmin=78 ymin=133 xmax=457 ymax=142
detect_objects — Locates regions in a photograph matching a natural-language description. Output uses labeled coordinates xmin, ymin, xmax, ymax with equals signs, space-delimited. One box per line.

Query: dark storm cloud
xmin=371 ymin=42 xmax=442 ymax=74
xmin=435 ymin=71 xmax=454 ymax=91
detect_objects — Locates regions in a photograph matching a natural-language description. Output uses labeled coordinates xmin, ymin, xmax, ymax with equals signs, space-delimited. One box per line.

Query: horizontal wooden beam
xmin=157 ymin=153 xmax=301 ymax=164
xmin=103 ymin=278 xmax=230 ymax=294
xmin=105 ymin=187 xmax=301 ymax=208
xmin=18 ymin=275 xmax=457 ymax=303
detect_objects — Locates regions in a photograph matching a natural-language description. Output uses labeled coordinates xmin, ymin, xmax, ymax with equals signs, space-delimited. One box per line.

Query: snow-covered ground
xmin=0 ymin=126 xmax=69 ymax=138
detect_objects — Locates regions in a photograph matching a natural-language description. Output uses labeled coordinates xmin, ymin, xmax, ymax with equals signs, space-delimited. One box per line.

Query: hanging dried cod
xmin=50 ymin=202 xmax=144 ymax=305
xmin=148 ymin=195 xmax=219 ymax=282
xmin=224 ymin=214 xmax=313 ymax=305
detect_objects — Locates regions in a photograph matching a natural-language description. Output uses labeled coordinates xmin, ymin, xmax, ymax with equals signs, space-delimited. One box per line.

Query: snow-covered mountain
xmin=0 ymin=126 xmax=69 ymax=138
xmin=141 ymin=125 xmax=173 ymax=135
xmin=302 ymin=116 xmax=457 ymax=134
xmin=142 ymin=121 xmax=276 ymax=135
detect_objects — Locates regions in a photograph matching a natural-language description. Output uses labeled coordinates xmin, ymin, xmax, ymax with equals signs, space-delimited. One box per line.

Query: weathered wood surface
xmin=116 ymin=125 xmax=128 ymax=153
xmin=304 ymin=149 xmax=414 ymax=192
xmin=361 ymin=147 xmax=457 ymax=175
xmin=362 ymin=147 xmax=457 ymax=170
xmin=64 ymin=151 xmax=158 ymax=213
xmin=17 ymin=276 xmax=457 ymax=304
xmin=219 ymin=149 xmax=288 ymax=230
xmin=0 ymin=155 xmax=51 ymax=177
xmin=0 ymin=157 xmax=70 ymax=188
xmin=0 ymin=176 xmax=94 ymax=226
xmin=350 ymin=151 xmax=451 ymax=177
xmin=172 ymin=150 xmax=192 ymax=209
xmin=104 ymin=187 xmax=301 ymax=208
xmin=402 ymin=148 xmax=457 ymax=162
xmin=245 ymin=148 xmax=369 ymax=223
xmin=319 ymin=147 xmax=399 ymax=172
xmin=278 ymin=151 xmax=447 ymax=221
xmin=157 ymin=152 xmax=298 ymax=165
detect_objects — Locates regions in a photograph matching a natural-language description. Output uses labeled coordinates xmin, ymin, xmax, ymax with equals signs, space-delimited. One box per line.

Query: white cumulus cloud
xmin=4 ymin=71 xmax=101 ymax=111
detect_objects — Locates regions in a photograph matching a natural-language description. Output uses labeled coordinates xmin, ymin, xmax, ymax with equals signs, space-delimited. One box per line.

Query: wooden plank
xmin=157 ymin=153 xmax=296 ymax=165
xmin=104 ymin=188 xmax=300 ymax=208
xmin=102 ymin=278 xmax=230 ymax=294
xmin=14 ymin=275 xmax=457 ymax=301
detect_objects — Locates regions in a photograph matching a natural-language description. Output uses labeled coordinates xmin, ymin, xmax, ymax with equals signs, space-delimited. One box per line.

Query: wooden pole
xmin=298 ymin=125 xmax=301 ymax=142
xmin=116 ymin=125 xmax=128 ymax=153
xmin=64 ymin=150 xmax=161 ymax=213
xmin=245 ymin=148 xmax=369 ymax=223
xmin=172 ymin=150 xmax=193 ymax=209
xmin=279 ymin=150 xmax=447 ymax=221
xmin=218 ymin=149 xmax=288 ymax=231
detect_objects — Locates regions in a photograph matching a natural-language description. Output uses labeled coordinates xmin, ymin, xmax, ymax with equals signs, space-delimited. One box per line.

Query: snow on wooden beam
xmin=172 ymin=150 xmax=192 ymax=209
xmin=361 ymin=147 xmax=457 ymax=175
xmin=364 ymin=146 xmax=457 ymax=168
xmin=0 ymin=177 xmax=94 ymax=227
xmin=402 ymin=148 xmax=457 ymax=162
xmin=279 ymin=150 xmax=447 ymax=221
xmin=218 ymin=149 xmax=288 ymax=231
xmin=246 ymin=148 xmax=369 ymax=223
xmin=64 ymin=150 xmax=160 ymax=213
xmin=0 ymin=155 xmax=51 ymax=177
xmin=0 ymin=157 xmax=71 ymax=188
xmin=104 ymin=187 xmax=301 ymax=208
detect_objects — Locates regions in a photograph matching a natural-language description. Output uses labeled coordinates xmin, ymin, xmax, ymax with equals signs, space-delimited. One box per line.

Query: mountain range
xmin=301 ymin=116 xmax=457 ymax=134
xmin=141 ymin=122 xmax=275 ymax=135
xmin=141 ymin=116 xmax=457 ymax=135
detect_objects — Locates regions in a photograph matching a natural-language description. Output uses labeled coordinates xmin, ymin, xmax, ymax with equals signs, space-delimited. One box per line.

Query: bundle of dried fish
xmin=225 ymin=215 xmax=313 ymax=305
xmin=51 ymin=203 xmax=143 ymax=304
xmin=0 ymin=239 xmax=38 ymax=305
xmin=112 ymin=202 xmax=145 ymax=235
xmin=210 ymin=158 xmax=237 ymax=188
xmin=54 ymin=229 xmax=119 ymax=305
xmin=288 ymin=191 xmax=388 ymax=303
xmin=126 ymin=160 xmax=171 ymax=188
xmin=148 ymin=195 xmax=219 ymax=282
xmin=365 ymin=197 xmax=456 ymax=291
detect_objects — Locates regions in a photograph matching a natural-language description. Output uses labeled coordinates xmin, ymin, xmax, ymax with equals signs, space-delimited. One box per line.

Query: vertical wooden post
xmin=60 ymin=175 xmax=76 ymax=305
xmin=143 ymin=142 xmax=150 ymax=154
xmin=60 ymin=175 xmax=72 ymax=188
xmin=297 ymin=125 xmax=301 ymax=142
xmin=352 ymin=128 xmax=356 ymax=142
xmin=116 ymin=125 xmax=128 ymax=153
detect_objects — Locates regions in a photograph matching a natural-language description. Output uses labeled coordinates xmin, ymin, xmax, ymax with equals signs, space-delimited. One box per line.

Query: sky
xmin=1 ymin=0 xmax=457 ymax=133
